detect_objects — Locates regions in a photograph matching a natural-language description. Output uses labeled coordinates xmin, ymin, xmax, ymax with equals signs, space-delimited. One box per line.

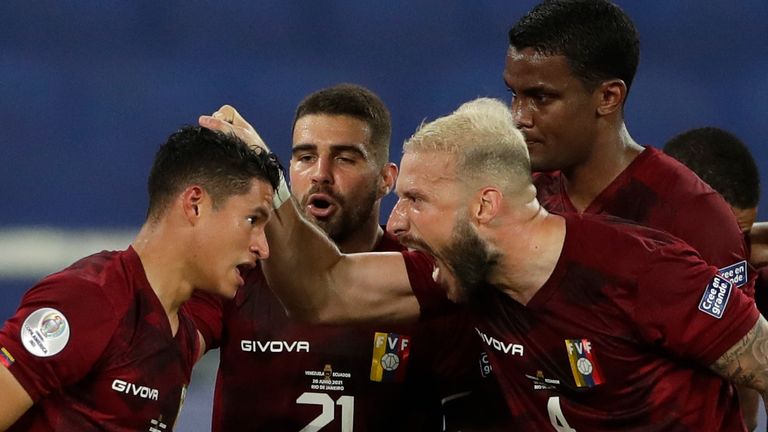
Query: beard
xmin=399 ymin=214 xmax=499 ymax=302
xmin=440 ymin=216 xmax=499 ymax=302
xmin=299 ymin=181 xmax=379 ymax=243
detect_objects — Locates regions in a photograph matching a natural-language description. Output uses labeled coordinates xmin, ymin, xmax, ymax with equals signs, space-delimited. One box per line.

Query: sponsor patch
xmin=370 ymin=332 xmax=410 ymax=382
xmin=718 ymin=260 xmax=748 ymax=288
xmin=565 ymin=339 xmax=604 ymax=388
xmin=20 ymin=307 xmax=70 ymax=357
xmin=479 ymin=351 xmax=492 ymax=378
xmin=698 ymin=274 xmax=732 ymax=319
xmin=0 ymin=347 xmax=15 ymax=367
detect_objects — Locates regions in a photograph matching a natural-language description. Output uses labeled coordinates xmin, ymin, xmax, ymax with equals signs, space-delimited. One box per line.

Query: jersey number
xmin=297 ymin=392 xmax=355 ymax=431
xmin=547 ymin=396 xmax=576 ymax=431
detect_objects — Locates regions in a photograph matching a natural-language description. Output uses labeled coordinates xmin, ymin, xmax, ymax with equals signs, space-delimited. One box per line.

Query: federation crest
xmin=564 ymin=338 xmax=604 ymax=388
xmin=370 ymin=332 xmax=410 ymax=382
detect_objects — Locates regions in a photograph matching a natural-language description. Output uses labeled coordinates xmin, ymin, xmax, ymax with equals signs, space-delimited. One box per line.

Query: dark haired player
xmin=0 ymin=126 xmax=281 ymax=430
xmin=503 ymin=1 xmax=758 ymax=425
xmin=190 ymin=85 xmax=489 ymax=431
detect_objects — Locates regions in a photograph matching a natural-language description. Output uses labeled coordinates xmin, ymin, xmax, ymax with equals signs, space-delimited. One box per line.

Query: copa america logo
xmin=40 ymin=312 xmax=66 ymax=339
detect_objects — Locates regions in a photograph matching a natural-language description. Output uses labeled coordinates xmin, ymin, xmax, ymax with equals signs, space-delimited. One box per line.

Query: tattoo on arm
xmin=710 ymin=315 xmax=768 ymax=397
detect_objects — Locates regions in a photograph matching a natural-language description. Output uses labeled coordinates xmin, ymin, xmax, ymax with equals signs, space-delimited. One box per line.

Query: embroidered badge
xmin=698 ymin=274 xmax=732 ymax=319
xmin=20 ymin=307 xmax=70 ymax=357
xmin=565 ymin=339 xmax=604 ymax=388
xmin=718 ymin=260 xmax=748 ymax=287
xmin=370 ymin=332 xmax=410 ymax=382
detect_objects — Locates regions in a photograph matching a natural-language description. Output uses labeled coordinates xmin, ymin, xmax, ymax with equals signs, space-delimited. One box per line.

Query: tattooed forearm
xmin=710 ymin=315 xmax=768 ymax=395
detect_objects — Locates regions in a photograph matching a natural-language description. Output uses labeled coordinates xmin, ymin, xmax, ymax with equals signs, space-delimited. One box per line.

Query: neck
xmin=131 ymin=221 xmax=193 ymax=334
xmin=487 ymin=201 xmax=566 ymax=305
xmin=335 ymin=209 xmax=385 ymax=254
xmin=562 ymin=122 xmax=643 ymax=212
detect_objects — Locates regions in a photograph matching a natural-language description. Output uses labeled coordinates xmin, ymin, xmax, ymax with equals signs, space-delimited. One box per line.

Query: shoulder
xmin=23 ymin=250 xmax=137 ymax=313
xmin=633 ymin=147 xmax=719 ymax=199
xmin=567 ymin=213 xmax=684 ymax=252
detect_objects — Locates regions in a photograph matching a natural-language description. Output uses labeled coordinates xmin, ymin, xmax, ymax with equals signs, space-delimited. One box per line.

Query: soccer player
xmin=503 ymin=0 xmax=758 ymax=424
xmin=663 ymin=126 xmax=760 ymax=236
xmin=258 ymin=97 xmax=768 ymax=431
xmin=663 ymin=126 xmax=767 ymax=342
xmin=0 ymin=126 xmax=281 ymax=431
xmin=189 ymin=84 xmax=496 ymax=431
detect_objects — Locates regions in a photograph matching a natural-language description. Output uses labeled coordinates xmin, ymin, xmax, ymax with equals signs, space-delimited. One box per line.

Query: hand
xmin=199 ymin=105 xmax=270 ymax=152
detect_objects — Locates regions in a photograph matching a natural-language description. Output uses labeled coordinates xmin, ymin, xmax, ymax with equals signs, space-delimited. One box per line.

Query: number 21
xmin=297 ymin=392 xmax=355 ymax=431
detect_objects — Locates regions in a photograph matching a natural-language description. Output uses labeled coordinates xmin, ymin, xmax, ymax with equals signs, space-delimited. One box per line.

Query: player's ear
xmin=378 ymin=162 xmax=398 ymax=197
xmin=474 ymin=187 xmax=502 ymax=224
xmin=181 ymin=186 xmax=205 ymax=223
xmin=596 ymin=79 xmax=626 ymax=116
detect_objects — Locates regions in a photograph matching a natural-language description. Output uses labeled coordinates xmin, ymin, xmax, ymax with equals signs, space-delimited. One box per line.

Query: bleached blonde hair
xmin=403 ymin=97 xmax=531 ymax=195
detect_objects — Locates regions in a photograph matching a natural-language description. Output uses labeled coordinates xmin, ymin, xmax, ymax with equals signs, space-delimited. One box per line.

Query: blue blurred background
xmin=1 ymin=1 xmax=766 ymax=430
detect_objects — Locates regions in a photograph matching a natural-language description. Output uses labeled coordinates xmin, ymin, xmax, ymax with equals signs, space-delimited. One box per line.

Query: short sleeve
xmin=401 ymin=250 xmax=454 ymax=317
xmin=634 ymin=243 xmax=759 ymax=365
xmin=183 ymin=290 xmax=224 ymax=351
xmin=671 ymin=193 xmax=755 ymax=298
xmin=0 ymin=274 xmax=119 ymax=402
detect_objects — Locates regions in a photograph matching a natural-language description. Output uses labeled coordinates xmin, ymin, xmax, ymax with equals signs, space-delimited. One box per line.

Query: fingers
xmin=198 ymin=115 xmax=230 ymax=133
xmin=213 ymin=105 xmax=238 ymax=123
xmin=198 ymin=105 xmax=271 ymax=153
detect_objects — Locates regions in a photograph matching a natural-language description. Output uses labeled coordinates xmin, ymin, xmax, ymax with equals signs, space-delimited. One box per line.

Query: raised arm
xmin=710 ymin=315 xmax=768 ymax=411
xmin=263 ymin=194 xmax=421 ymax=323
xmin=199 ymin=105 xmax=423 ymax=324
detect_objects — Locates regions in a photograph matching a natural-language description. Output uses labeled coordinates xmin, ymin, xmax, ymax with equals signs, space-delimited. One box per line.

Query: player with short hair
xmin=503 ymin=0 xmax=759 ymax=425
xmin=664 ymin=126 xmax=761 ymax=234
xmin=189 ymin=84 xmax=491 ymax=431
xmin=258 ymin=96 xmax=767 ymax=431
xmin=0 ymin=126 xmax=280 ymax=431
xmin=505 ymin=0 xmax=751 ymax=289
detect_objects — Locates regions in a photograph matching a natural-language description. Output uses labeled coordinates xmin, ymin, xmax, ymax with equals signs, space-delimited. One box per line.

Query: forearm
xmin=264 ymin=196 xmax=421 ymax=324
xmin=710 ymin=315 xmax=768 ymax=401
xmin=263 ymin=196 xmax=347 ymax=321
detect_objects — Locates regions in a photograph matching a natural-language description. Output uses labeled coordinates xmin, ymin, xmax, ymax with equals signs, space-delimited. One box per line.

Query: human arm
xmin=0 ymin=365 xmax=33 ymax=430
xmin=198 ymin=105 xmax=432 ymax=323
xmin=262 ymin=195 xmax=422 ymax=323
xmin=709 ymin=315 xmax=768 ymax=414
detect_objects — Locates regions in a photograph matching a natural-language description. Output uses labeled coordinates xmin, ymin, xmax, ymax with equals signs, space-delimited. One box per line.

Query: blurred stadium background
xmin=1 ymin=1 xmax=766 ymax=429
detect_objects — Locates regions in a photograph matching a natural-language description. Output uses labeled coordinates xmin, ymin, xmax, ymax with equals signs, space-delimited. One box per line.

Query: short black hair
xmin=664 ymin=127 xmax=760 ymax=209
xmin=146 ymin=126 xmax=282 ymax=220
xmin=509 ymin=0 xmax=640 ymax=94
xmin=292 ymin=83 xmax=391 ymax=167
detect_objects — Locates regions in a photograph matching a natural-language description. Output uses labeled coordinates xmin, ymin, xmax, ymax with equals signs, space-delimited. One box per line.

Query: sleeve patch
xmin=20 ymin=308 xmax=71 ymax=357
xmin=718 ymin=260 xmax=748 ymax=288
xmin=697 ymin=275 xmax=733 ymax=319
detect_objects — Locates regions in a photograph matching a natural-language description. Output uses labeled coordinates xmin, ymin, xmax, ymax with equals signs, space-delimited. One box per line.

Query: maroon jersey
xmin=187 ymin=230 xmax=480 ymax=432
xmin=535 ymin=146 xmax=754 ymax=297
xmin=0 ymin=248 xmax=198 ymax=431
xmin=414 ymin=213 xmax=758 ymax=431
